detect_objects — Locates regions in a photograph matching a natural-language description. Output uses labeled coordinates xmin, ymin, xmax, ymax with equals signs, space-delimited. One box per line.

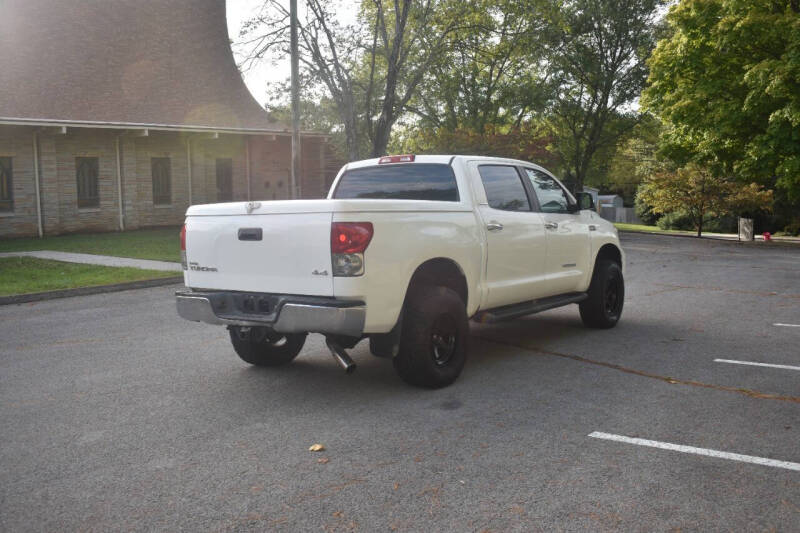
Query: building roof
xmin=0 ymin=0 xmax=287 ymax=133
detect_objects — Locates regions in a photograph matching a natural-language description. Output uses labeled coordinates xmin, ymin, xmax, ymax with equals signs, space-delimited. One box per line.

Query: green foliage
xmin=643 ymin=0 xmax=800 ymax=203
xmin=543 ymin=0 xmax=665 ymax=190
xmin=397 ymin=0 xmax=664 ymax=185
xmin=606 ymin=117 xmax=662 ymax=203
xmin=783 ymin=218 xmax=800 ymax=236
xmin=408 ymin=0 xmax=552 ymax=132
xmin=656 ymin=211 xmax=738 ymax=233
xmin=634 ymin=182 xmax=661 ymax=225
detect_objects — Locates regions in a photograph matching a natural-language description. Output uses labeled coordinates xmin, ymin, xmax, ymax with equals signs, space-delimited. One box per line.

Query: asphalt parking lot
xmin=1 ymin=232 xmax=798 ymax=531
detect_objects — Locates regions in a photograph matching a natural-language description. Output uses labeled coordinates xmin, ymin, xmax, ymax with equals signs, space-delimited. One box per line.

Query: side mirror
xmin=575 ymin=192 xmax=595 ymax=211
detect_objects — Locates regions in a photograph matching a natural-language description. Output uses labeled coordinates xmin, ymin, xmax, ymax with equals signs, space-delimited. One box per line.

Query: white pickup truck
xmin=176 ymin=155 xmax=624 ymax=388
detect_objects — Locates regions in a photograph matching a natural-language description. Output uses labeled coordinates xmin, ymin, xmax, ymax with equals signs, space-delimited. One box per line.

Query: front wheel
xmin=393 ymin=286 xmax=469 ymax=388
xmin=579 ymin=260 xmax=624 ymax=328
xmin=228 ymin=327 xmax=306 ymax=366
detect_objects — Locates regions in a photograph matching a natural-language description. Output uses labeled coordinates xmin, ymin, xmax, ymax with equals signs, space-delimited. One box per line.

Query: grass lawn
xmin=0 ymin=257 xmax=177 ymax=297
xmin=0 ymin=227 xmax=181 ymax=262
xmin=614 ymin=222 xmax=694 ymax=235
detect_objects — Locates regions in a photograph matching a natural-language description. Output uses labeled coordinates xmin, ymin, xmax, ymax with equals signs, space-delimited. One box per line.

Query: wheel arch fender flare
xmin=403 ymin=257 xmax=470 ymax=308
xmin=369 ymin=257 xmax=469 ymax=359
xmin=591 ymin=243 xmax=624 ymax=276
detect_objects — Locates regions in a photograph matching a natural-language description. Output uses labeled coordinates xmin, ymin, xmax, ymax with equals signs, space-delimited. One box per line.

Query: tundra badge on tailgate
xmin=189 ymin=262 xmax=218 ymax=272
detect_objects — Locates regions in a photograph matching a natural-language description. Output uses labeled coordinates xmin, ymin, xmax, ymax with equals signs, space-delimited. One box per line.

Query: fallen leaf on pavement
xmin=309 ymin=443 xmax=326 ymax=452
xmin=317 ymin=457 xmax=329 ymax=464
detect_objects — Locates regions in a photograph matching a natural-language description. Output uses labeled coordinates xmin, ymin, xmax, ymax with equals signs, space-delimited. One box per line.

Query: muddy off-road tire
xmin=393 ymin=286 xmax=469 ymax=388
xmin=229 ymin=327 xmax=306 ymax=366
xmin=579 ymin=259 xmax=624 ymax=329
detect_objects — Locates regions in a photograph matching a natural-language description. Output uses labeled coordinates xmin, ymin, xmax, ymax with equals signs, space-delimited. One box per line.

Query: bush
xmin=656 ymin=211 xmax=738 ymax=233
xmin=634 ymin=183 xmax=660 ymax=225
xmin=704 ymin=215 xmax=738 ymax=233
xmin=656 ymin=211 xmax=693 ymax=230
xmin=784 ymin=219 xmax=800 ymax=236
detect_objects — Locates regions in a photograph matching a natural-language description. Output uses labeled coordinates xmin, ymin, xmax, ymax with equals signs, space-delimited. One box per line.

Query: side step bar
xmin=474 ymin=292 xmax=588 ymax=324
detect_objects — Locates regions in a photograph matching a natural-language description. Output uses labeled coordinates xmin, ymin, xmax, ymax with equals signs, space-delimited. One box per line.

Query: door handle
xmin=589 ymin=224 xmax=597 ymax=231
xmin=544 ymin=221 xmax=558 ymax=230
xmin=486 ymin=221 xmax=504 ymax=232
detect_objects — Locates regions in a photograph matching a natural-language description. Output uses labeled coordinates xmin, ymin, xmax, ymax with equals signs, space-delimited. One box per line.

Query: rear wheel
xmin=228 ymin=326 xmax=306 ymax=366
xmin=579 ymin=259 xmax=624 ymax=328
xmin=393 ymin=286 xmax=469 ymax=388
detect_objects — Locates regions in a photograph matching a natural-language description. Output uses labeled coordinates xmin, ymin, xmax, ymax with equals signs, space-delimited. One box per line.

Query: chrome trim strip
xmin=176 ymin=294 xmax=365 ymax=336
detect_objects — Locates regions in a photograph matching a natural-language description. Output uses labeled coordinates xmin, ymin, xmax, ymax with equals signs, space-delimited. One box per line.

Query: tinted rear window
xmin=478 ymin=165 xmax=531 ymax=211
xmin=333 ymin=164 xmax=459 ymax=201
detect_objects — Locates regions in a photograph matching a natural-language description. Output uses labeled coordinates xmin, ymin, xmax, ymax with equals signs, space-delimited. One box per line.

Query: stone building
xmin=0 ymin=0 xmax=340 ymax=238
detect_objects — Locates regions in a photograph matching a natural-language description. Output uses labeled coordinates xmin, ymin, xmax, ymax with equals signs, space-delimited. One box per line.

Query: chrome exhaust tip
xmin=326 ymin=338 xmax=356 ymax=374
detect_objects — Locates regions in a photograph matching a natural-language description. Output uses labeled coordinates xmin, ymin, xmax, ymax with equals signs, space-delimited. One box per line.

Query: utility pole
xmin=289 ymin=0 xmax=300 ymax=199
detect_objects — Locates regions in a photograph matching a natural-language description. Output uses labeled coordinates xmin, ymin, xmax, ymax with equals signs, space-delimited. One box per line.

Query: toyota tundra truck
xmin=176 ymin=155 xmax=624 ymax=388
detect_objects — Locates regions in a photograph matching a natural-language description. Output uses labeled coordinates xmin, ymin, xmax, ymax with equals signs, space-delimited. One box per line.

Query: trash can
xmin=738 ymin=217 xmax=754 ymax=241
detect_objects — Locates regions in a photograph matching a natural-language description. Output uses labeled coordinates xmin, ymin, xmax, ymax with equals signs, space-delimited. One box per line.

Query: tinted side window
xmin=478 ymin=165 xmax=530 ymax=211
xmin=525 ymin=169 xmax=569 ymax=213
xmin=333 ymin=164 xmax=459 ymax=201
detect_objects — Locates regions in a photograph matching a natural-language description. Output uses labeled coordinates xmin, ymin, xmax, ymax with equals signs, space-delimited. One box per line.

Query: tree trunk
xmin=696 ymin=217 xmax=703 ymax=237
xmin=371 ymin=61 xmax=399 ymax=157
xmin=371 ymin=116 xmax=393 ymax=157
xmin=345 ymin=121 xmax=358 ymax=162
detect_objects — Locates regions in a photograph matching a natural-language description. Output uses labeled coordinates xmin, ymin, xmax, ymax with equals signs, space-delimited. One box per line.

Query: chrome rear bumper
xmin=175 ymin=290 xmax=365 ymax=337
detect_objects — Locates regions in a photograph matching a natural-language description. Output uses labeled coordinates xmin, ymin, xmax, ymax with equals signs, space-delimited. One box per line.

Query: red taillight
xmin=180 ymin=225 xmax=186 ymax=251
xmin=378 ymin=154 xmax=415 ymax=164
xmin=331 ymin=222 xmax=373 ymax=254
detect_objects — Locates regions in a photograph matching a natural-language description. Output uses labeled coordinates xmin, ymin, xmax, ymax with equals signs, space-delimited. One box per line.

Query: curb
xmin=618 ymin=229 xmax=800 ymax=246
xmin=0 ymin=276 xmax=184 ymax=306
xmin=618 ymin=229 xmax=736 ymax=242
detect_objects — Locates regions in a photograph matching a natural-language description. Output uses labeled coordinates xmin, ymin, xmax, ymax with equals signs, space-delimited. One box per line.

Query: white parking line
xmin=588 ymin=432 xmax=800 ymax=471
xmin=714 ymin=359 xmax=800 ymax=371
xmin=774 ymin=323 xmax=800 ymax=328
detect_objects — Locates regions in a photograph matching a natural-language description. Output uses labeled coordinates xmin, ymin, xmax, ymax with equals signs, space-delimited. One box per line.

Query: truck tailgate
xmin=184 ymin=210 xmax=334 ymax=296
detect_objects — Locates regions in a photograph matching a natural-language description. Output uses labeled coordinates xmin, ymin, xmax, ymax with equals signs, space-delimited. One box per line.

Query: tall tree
xmin=642 ymin=0 xmax=800 ymax=207
xmin=544 ymin=0 xmax=664 ymax=191
xmin=240 ymin=0 xmax=466 ymax=160
xmin=605 ymin=115 xmax=661 ymax=201
xmin=639 ymin=164 xmax=773 ymax=236
xmin=408 ymin=0 xmax=552 ymax=132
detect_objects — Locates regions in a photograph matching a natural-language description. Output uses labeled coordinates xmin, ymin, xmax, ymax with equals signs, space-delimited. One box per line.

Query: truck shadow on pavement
xmin=209 ymin=314 xmax=600 ymax=409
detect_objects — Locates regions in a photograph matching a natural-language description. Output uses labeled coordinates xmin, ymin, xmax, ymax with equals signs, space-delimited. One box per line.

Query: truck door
xmin=522 ymin=168 xmax=591 ymax=295
xmin=472 ymin=163 xmax=549 ymax=309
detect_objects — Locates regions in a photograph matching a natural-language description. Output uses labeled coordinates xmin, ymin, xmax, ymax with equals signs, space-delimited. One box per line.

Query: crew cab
xmin=176 ymin=155 xmax=624 ymax=388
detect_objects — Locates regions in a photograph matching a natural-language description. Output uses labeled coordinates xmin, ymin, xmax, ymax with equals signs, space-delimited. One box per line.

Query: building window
xmin=76 ymin=157 xmax=100 ymax=208
xmin=151 ymin=157 xmax=172 ymax=205
xmin=0 ymin=157 xmax=12 ymax=211
xmin=216 ymin=158 xmax=232 ymax=202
